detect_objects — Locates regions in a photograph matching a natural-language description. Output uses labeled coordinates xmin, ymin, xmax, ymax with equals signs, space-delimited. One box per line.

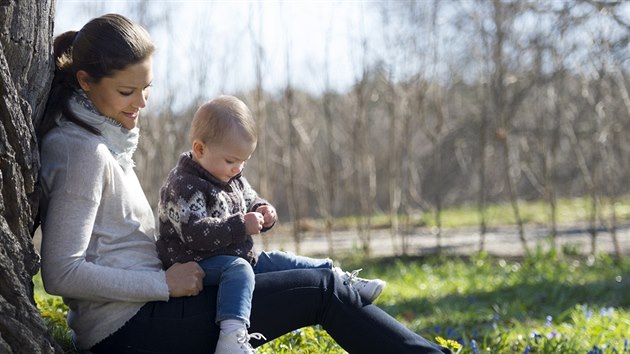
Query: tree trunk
xmin=0 ymin=0 xmax=61 ymax=352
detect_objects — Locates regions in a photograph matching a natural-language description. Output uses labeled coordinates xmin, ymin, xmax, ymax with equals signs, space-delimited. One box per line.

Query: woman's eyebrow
xmin=119 ymin=80 xmax=153 ymax=90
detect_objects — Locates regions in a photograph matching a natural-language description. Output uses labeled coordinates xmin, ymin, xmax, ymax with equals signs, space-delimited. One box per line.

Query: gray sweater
xmin=39 ymin=120 xmax=169 ymax=350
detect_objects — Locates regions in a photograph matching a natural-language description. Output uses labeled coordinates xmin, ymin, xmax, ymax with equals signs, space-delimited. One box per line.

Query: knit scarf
xmin=63 ymin=91 xmax=140 ymax=170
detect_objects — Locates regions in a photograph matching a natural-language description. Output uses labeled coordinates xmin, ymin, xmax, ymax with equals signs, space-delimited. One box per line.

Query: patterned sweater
xmin=156 ymin=152 xmax=271 ymax=268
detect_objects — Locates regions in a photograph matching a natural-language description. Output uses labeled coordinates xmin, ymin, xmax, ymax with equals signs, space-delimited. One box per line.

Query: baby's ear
xmin=191 ymin=139 xmax=205 ymax=159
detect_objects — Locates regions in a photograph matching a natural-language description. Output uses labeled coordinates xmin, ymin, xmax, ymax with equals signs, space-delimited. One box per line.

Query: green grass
xmin=35 ymin=247 xmax=630 ymax=353
xmin=292 ymin=195 xmax=630 ymax=231
xmin=33 ymin=273 xmax=73 ymax=351
xmin=419 ymin=196 xmax=630 ymax=229
xmin=362 ymin=250 xmax=630 ymax=354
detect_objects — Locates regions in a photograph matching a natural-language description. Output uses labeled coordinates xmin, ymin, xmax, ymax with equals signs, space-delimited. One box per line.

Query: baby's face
xmin=196 ymin=139 xmax=255 ymax=183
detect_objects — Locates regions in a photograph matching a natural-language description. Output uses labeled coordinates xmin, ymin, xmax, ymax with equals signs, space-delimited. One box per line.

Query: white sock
xmin=220 ymin=319 xmax=246 ymax=334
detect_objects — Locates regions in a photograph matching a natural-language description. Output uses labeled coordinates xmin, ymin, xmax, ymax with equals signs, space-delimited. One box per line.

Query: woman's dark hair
xmin=38 ymin=14 xmax=155 ymax=138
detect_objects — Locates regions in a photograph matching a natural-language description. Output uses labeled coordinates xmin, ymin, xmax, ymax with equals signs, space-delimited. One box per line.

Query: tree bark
xmin=0 ymin=0 xmax=60 ymax=352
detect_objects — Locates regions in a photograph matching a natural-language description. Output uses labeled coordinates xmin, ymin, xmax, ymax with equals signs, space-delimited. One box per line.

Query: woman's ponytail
xmin=38 ymin=30 xmax=98 ymax=139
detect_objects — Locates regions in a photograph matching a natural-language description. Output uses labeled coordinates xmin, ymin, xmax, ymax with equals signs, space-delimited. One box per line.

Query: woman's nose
xmin=134 ymin=91 xmax=147 ymax=108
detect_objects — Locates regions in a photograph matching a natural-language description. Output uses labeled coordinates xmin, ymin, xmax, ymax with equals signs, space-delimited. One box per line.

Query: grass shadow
xmin=368 ymin=253 xmax=630 ymax=344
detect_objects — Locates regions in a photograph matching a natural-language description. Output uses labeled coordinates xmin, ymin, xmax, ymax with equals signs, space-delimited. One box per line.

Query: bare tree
xmin=610 ymin=66 xmax=630 ymax=260
xmin=511 ymin=4 xmax=568 ymax=249
xmin=377 ymin=3 xmax=404 ymax=255
xmin=469 ymin=0 xmax=539 ymax=255
xmin=377 ymin=1 xmax=433 ymax=255
xmin=382 ymin=76 xmax=404 ymax=254
xmin=575 ymin=64 xmax=617 ymax=256
xmin=247 ymin=3 xmax=272 ymax=250
xmin=317 ymin=17 xmax=338 ymax=257
xmin=422 ymin=0 xmax=449 ymax=251
xmin=348 ymin=5 xmax=376 ymax=256
xmin=281 ymin=17 xmax=303 ymax=252
xmin=351 ymin=68 xmax=372 ymax=255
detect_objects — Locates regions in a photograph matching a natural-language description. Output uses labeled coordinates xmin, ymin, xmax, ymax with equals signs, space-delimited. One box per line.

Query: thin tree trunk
xmin=385 ymin=81 xmax=401 ymax=256
xmin=499 ymin=133 xmax=528 ymax=253
xmin=477 ymin=89 xmax=489 ymax=252
xmin=249 ymin=5 xmax=271 ymax=251
xmin=490 ymin=0 xmax=528 ymax=254
xmin=322 ymin=24 xmax=336 ymax=257
xmin=283 ymin=86 xmax=301 ymax=254
xmin=563 ymin=115 xmax=599 ymax=255
xmin=322 ymin=91 xmax=335 ymax=258
xmin=352 ymin=70 xmax=371 ymax=257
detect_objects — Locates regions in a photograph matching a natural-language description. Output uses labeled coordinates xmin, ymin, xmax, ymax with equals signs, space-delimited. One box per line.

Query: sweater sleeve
xmin=237 ymin=177 xmax=266 ymax=211
xmin=41 ymin=192 xmax=169 ymax=302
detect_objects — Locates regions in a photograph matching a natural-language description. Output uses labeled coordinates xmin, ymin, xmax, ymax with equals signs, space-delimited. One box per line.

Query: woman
xmin=38 ymin=13 xmax=450 ymax=354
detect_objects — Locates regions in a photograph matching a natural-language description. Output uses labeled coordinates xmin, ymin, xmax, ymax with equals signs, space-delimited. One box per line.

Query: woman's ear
xmin=76 ymin=70 xmax=91 ymax=92
xmin=191 ymin=139 xmax=205 ymax=160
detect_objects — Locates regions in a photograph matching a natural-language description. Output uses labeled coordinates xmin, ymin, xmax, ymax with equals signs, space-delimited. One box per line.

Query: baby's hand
xmin=244 ymin=212 xmax=264 ymax=235
xmin=256 ymin=205 xmax=277 ymax=228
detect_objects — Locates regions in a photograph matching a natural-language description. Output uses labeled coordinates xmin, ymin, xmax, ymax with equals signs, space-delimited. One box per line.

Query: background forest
xmin=55 ymin=0 xmax=630 ymax=256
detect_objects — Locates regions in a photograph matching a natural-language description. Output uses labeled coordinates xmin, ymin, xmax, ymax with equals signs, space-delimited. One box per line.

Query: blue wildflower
xmin=545 ymin=315 xmax=552 ymax=327
xmin=471 ymin=339 xmax=479 ymax=354
xmin=588 ymin=345 xmax=604 ymax=354
xmin=600 ymin=307 xmax=614 ymax=318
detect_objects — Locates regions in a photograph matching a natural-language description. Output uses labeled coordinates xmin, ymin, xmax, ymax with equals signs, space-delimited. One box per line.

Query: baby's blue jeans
xmin=198 ymin=251 xmax=332 ymax=326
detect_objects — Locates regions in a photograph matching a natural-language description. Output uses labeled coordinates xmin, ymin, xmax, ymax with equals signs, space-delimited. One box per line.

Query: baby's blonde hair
xmin=190 ymin=95 xmax=257 ymax=147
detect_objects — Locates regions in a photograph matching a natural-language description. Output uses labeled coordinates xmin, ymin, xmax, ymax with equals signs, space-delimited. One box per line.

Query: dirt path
xmin=254 ymin=223 xmax=630 ymax=258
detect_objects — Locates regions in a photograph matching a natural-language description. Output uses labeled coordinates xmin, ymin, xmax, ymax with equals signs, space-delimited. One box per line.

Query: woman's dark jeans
xmin=91 ymin=268 xmax=450 ymax=354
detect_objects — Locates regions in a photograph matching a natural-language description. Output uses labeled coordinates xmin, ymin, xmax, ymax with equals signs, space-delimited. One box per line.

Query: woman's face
xmin=77 ymin=57 xmax=153 ymax=130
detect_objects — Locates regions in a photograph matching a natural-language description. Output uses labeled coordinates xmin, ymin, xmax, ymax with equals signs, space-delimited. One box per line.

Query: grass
xmin=419 ymin=196 xmax=630 ymax=229
xmin=290 ymin=195 xmax=630 ymax=232
xmin=35 ymin=247 xmax=630 ymax=353
xmin=364 ymin=250 xmax=630 ymax=354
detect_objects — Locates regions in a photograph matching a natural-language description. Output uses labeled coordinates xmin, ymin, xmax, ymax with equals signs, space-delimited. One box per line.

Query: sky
xmin=54 ymin=0 xmax=385 ymax=110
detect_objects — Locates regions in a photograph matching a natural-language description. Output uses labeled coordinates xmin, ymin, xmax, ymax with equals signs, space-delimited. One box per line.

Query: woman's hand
xmin=165 ymin=262 xmax=204 ymax=298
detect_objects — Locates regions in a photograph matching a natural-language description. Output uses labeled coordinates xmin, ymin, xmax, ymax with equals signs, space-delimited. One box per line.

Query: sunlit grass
xmin=35 ymin=248 xmax=630 ymax=353
xmin=356 ymin=250 xmax=630 ymax=354
xmin=420 ymin=196 xmax=630 ymax=229
xmin=293 ymin=195 xmax=630 ymax=231
xmin=33 ymin=273 xmax=73 ymax=351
